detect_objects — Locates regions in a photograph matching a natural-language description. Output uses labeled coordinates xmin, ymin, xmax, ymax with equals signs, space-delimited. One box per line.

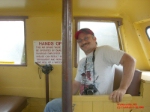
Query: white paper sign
xmin=33 ymin=40 xmax=62 ymax=65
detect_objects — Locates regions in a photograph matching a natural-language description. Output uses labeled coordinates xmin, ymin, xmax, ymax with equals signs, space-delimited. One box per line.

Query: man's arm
xmin=109 ymin=53 xmax=136 ymax=102
xmin=72 ymin=80 xmax=81 ymax=95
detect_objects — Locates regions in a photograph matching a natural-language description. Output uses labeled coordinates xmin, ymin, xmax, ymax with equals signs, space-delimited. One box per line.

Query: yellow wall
xmin=119 ymin=13 xmax=150 ymax=70
xmin=0 ymin=15 xmax=63 ymax=98
xmin=0 ymin=2 xmax=150 ymax=100
xmin=134 ymin=20 xmax=150 ymax=69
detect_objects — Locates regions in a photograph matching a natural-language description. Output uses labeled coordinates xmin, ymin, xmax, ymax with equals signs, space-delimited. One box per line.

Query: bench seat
xmin=0 ymin=95 xmax=27 ymax=112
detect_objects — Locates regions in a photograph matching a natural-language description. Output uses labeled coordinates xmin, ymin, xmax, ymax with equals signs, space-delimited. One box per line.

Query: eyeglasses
xmin=77 ymin=36 xmax=90 ymax=43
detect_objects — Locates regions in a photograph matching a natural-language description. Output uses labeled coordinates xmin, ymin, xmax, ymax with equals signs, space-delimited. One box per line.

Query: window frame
xmin=145 ymin=26 xmax=150 ymax=41
xmin=74 ymin=17 xmax=123 ymax=68
xmin=0 ymin=16 xmax=28 ymax=66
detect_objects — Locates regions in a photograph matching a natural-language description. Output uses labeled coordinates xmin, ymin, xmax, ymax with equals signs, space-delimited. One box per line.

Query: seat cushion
xmin=0 ymin=95 xmax=27 ymax=112
xmin=113 ymin=65 xmax=142 ymax=96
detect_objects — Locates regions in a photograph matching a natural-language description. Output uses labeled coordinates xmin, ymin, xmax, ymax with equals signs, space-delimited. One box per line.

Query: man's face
xmin=77 ymin=33 xmax=96 ymax=55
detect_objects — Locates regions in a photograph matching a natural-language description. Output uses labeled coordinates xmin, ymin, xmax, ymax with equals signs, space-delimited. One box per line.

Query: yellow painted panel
xmin=73 ymin=95 xmax=132 ymax=112
xmin=22 ymin=98 xmax=46 ymax=112
xmin=0 ymin=16 xmax=63 ymax=98
xmin=120 ymin=16 xmax=149 ymax=70
xmin=123 ymin=101 xmax=132 ymax=112
xmin=133 ymin=22 xmax=150 ymax=68
xmin=114 ymin=103 xmax=124 ymax=112
xmin=93 ymin=101 xmax=103 ymax=112
xmin=73 ymin=95 xmax=110 ymax=102
xmin=82 ymin=102 xmax=92 ymax=112
xmin=132 ymin=109 xmax=142 ymax=112
xmin=73 ymin=94 xmax=132 ymax=102
xmin=142 ymin=107 xmax=150 ymax=112
xmin=73 ymin=102 xmax=82 ymax=112
xmin=143 ymin=83 xmax=150 ymax=99
xmin=132 ymin=96 xmax=143 ymax=107
xmin=140 ymin=81 xmax=144 ymax=96
xmin=142 ymin=100 xmax=150 ymax=107
xmin=131 ymin=96 xmax=144 ymax=112
xmin=104 ymin=102 xmax=114 ymax=112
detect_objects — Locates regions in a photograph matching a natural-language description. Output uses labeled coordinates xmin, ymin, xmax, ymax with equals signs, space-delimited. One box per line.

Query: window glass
xmin=78 ymin=21 xmax=120 ymax=61
xmin=0 ymin=20 xmax=26 ymax=65
xmin=146 ymin=26 xmax=150 ymax=40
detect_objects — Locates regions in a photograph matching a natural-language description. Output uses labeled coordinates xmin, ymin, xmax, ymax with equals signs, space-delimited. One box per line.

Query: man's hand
xmin=109 ymin=88 xmax=126 ymax=103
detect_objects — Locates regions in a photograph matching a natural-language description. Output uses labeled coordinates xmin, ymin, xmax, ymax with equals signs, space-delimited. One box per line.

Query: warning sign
xmin=33 ymin=40 xmax=62 ymax=65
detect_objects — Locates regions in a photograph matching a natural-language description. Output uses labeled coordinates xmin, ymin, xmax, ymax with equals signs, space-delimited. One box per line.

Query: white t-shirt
xmin=75 ymin=45 xmax=124 ymax=95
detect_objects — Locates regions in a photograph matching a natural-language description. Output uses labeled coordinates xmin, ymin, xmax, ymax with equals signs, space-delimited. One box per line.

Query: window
xmin=74 ymin=17 xmax=123 ymax=67
xmin=0 ymin=17 xmax=27 ymax=66
xmin=146 ymin=26 xmax=150 ymax=41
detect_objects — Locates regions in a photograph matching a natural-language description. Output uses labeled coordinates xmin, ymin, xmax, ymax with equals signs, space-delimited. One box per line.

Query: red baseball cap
xmin=75 ymin=28 xmax=94 ymax=40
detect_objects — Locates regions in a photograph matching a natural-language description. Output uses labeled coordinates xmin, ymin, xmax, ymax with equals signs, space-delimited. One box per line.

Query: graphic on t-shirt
xmin=86 ymin=71 xmax=91 ymax=80
xmin=80 ymin=56 xmax=94 ymax=94
xmin=81 ymin=71 xmax=91 ymax=80
xmin=80 ymin=70 xmax=93 ymax=94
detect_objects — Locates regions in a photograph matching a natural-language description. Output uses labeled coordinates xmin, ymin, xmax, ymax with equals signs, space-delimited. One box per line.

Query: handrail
xmin=73 ymin=94 xmax=132 ymax=102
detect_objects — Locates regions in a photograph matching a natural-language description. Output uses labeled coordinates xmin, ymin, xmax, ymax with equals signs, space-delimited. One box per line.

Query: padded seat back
xmin=113 ymin=65 xmax=141 ymax=96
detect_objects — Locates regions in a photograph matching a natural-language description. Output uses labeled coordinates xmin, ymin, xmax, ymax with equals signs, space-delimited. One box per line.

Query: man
xmin=73 ymin=28 xmax=136 ymax=101
xmin=44 ymin=28 xmax=136 ymax=112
